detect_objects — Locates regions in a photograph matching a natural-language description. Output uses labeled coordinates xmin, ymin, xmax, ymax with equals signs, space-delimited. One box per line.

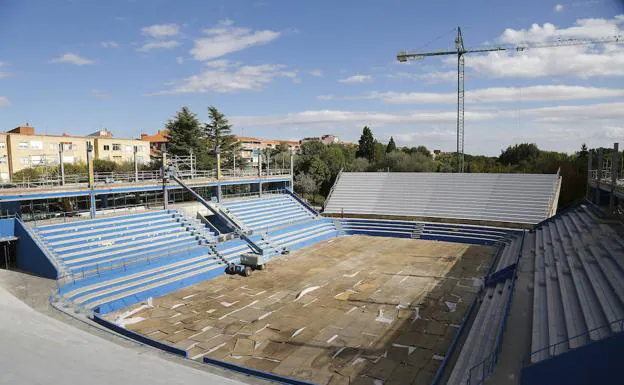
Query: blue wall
xmin=0 ymin=218 xmax=14 ymax=236
xmin=14 ymin=219 xmax=58 ymax=279
xmin=521 ymin=332 xmax=624 ymax=385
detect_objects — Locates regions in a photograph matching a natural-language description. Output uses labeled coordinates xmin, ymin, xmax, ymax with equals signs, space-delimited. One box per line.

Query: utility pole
xmin=133 ymin=145 xmax=139 ymax=183
xmin=58 ymin=143 xmax=65 ymax=186
xmin=587 ymin=149 xmax=593 ymax=201
xmin=86 ymin=142 xmax=96 ymax=219
xmin=161 ymin=144 xmax=168 ymax=210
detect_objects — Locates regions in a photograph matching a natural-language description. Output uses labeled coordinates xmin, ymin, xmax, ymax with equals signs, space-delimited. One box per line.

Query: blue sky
xmin=0 ymin=0 xmax=623 ymax=155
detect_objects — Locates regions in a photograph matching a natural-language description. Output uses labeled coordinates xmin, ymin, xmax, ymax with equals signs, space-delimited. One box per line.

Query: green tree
xmin=294 ymin=172 xmax=318 ymax=198
xmin=165 ymin=107 xmax=203 ymax=157
xmin=356 ymin=126 xmax=375 ymax=161
xmin=386 ymin=137 xmax=397 ymax=153
xmin=204 ymin=106 xmax=243 ymax=168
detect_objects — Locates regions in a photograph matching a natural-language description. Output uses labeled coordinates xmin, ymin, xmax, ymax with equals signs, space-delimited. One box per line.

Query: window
xmin=103 ymin=145 xmax=110 ymax=151
xmin=113 ymin=155 xmax=122 ymax=162
xmin=20 ymin=157 xmax=29 ymax=165
xmin=30 ymin=155 xmax=43 ymax=165
xmin=62 ymin=143 xmax=75 ymax=151
xmin=30 ymin=141 xmax=43 ymax=150
xmin=0 ymin=143 xmax=5 ymax=149
xmin=62 ymin=155 xmax=75 ymax=163
xmin=18 ymin=142 xmax=28 ymax=149
xmin=112 ymin=143 xmax=121 ymax=151
xmin=0 ymin=156 xmax=6 ymax=164
xmin=48 ymin=143 xmax=58 ymax=151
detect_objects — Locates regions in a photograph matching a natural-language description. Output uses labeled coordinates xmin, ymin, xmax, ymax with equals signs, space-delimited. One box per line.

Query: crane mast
xmin=397 ymin=28 xmax=623 ymax=173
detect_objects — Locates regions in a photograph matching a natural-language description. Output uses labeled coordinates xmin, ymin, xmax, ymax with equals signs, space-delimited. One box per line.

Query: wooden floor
xmin=107 ymin=236 xmax=495 ymax=385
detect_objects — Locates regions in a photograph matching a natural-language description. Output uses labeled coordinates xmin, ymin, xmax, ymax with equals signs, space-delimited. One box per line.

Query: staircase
xmin=411 ymin=223 xmax=425 ymax=239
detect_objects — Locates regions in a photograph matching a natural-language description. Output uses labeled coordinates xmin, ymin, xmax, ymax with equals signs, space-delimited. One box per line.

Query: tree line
xmin=293 ymin=126 xmax=595 ymax=209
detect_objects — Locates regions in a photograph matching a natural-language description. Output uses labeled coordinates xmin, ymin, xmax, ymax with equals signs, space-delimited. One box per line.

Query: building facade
xmin=236 ymin=136 xmax=300 ymax=166
xmin=0 ymin=125 xmax=150 ymax=182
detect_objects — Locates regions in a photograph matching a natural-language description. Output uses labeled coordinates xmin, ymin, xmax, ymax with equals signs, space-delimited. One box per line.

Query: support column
xmin=587 ymin=149 xmax=593 ymax=201
xmin=289 ymin=153 xmax=294 ymax=191
xmin=611 ymin=143 xmax=619 ymax=211
xmin=596 ymin=148 xmax=603 ymax=205
xmin=58 ymin=143 xmax=65 ymax=186
xmin=162 ymin=147 xmax=169 ymax=210
xmin=133 ymin=145 xmax=139 ymax=183
xmin=190 ymin=148 xmax=195 ymax=179
xmin=86 ymin=142 xmax=96 ymax=219
xmin=258 ymin=153 xmax=263 ymax=196
xmin=215 ymin=149 xmax=221 ymax=180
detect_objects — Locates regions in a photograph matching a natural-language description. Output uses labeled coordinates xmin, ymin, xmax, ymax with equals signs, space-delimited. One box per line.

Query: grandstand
xmin=529 ymin=203 xmax=624 ymax=364
xmin=323 ymin=172 xmax=561 ymax=226
xmin=2 ymin=167 xmax=623 ymax=385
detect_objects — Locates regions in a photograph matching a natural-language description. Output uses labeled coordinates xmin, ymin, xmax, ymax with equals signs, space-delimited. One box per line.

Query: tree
xmin=499 ymin=143 xmax=540 ymax=166
xmin=203 ymin=106 xmax=243 ymax=168
xmin=165 ymin=107 xmax=203 ymax=157
xmin=294 ymin=173 xmax=318 ymax=197
xmin=386 ymin=137 xmax=397 ymax=153
xmin=356 ymin=126 xmax=375 ymax=161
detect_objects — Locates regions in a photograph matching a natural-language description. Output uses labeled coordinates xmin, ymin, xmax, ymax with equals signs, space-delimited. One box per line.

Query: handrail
xmin=466 ymin=231 xmax=526 ymax=385
xmin=524 ymin=317 xmax=624 ymax=367
xmin=57 ymin=242 xmax=208 ymax=288
xmin=321 ymin=168 xmax=343 ymax=213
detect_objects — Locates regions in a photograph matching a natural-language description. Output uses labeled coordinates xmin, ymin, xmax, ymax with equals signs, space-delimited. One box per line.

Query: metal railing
xmin=56 ymin=242 xmax=208 ymax=289
xmin=524 ymin=318 xmax=624 ymax=368
xmin=2 ymin=168 xmax=292 ymax=190
xmin=23 ymin=204 xmax=163 ymax=227
xmin=466 ymin=230 xmax=526 ymax=385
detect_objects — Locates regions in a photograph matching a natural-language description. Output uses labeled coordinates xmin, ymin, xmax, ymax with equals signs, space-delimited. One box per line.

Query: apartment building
xmin=0 ymin=125 xmax=150 ymax=182
xmin=91 ymin=129 xmax=150 ymax=164
xmin=236 ymin=136 xmax=300 ymax=166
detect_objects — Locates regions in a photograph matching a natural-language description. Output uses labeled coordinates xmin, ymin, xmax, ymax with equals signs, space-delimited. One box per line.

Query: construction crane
xmin=397 ymin=28 xmax=623 ymax=173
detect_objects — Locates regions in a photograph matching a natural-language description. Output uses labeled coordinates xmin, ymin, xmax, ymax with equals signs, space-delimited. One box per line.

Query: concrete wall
xmin=521 ymin=332 xmax=624 ymax=385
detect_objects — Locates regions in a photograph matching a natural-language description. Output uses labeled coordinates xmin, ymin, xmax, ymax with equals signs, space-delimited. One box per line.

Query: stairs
xmin=411 ymin=223 xmax=425 ymax=239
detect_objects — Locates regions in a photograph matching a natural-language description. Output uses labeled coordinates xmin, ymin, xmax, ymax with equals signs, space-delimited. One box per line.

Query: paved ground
xmin=110 ymin=236 xmax=495 ymax=385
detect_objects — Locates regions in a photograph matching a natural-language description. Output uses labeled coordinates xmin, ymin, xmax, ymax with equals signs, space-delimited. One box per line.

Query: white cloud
xmin=50 ymin=53 xmax=95 ymax=66
xmin=554 ymin=4 xmax=565 ymax=12
xmin=350 ymin=85 xmax=624 ymax=104
xmin=388 ymin=71 xmax=456 ymax=83
xmin=141 ymin=23 xmax=180 ymax=39
xmin=0 ymin=96 xmax=10 ymax=106
xmin=309 ymin=69 xmax=323 ymax=77
xmin=190 ymin=19 xmax=280 ymax=61
xmin=338 ymin=74 xmax=373 ymax=84
xmin=176 ymin=56 xmax=184 ymax=64
xmin=101 ymin=41 xmax=119 ymax=48
xmin=499 ymin=16 xmax=623 ymax=43
xmin=229 ymin=101 xmax=624 ymax=154
xmin=440 ymin=15 xmax=624 ymax=79
xmin=137 ymin=40 xmax=180 ymax=52
xmin=204 ymin=59 xmax=241 ymax=68
xmin=151 ymin=63 xmax=296 ymax=94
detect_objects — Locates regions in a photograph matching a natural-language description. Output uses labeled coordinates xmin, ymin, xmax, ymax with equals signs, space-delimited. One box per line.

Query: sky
xmin=0 ymin=0 xmax=623 ymax=156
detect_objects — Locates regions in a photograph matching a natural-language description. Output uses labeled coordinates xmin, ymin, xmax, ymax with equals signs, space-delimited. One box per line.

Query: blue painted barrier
xmin=92 ymin=314 xmax=187 ymax=357
xmin=203 ymin=356 xmax=318 ymax=385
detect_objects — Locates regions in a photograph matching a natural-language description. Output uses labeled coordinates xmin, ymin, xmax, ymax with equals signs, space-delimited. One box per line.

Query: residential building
xmin=140 ymin=129 xmax=169 ymax=158
xmin=301 ymin=134 xmax=345 ymax=145
xmin=235 ymin=136 xmax=300 ymax=166
xmin=0 ymin=125 xmax=150 ymax=182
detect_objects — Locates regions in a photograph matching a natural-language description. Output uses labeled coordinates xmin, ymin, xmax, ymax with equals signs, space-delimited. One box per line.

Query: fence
xmin=3 ymin=168 xmax=292 ymax=190
xmin=56 ymin=243 xmax=208 ymax=289
xmin=524 ymin=318 xmax=624 ymax=368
